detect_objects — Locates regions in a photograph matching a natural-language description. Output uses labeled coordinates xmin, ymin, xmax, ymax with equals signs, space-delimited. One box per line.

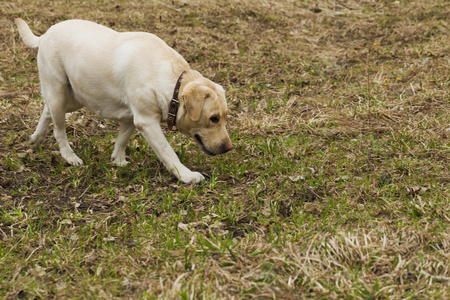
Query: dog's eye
xmin=210 ymin=116 xmax=220 ymax=124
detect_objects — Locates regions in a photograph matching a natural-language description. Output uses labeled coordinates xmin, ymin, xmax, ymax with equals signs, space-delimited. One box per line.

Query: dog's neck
xmin=167 ymin=70 xmax=187 ymax=130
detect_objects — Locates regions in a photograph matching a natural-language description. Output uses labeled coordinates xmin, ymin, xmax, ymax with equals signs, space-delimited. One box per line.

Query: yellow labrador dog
xmin=15 ymin=18 xmax=232 ymax=183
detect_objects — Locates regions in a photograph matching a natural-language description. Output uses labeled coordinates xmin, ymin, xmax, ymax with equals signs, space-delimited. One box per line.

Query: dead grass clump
xmin=139 ymin=228 xmax=450 ymax=299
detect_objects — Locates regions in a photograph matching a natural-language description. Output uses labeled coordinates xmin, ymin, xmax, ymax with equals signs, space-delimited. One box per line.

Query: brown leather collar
xmin=167 ymin=70 xmax=187 ymax=130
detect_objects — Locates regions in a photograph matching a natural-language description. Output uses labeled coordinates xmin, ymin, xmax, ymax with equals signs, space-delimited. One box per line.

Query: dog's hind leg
xmin=29 ymin=104 xmax=51 ymax=148
xmin=42 ymin=82 xmax=83 ymax=166
xmin=111 ymin=120 xmax=135 ymax=166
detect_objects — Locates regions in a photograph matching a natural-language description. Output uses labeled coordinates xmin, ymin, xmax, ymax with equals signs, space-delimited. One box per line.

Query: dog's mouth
xmin=194 ymin=134 xmax=215 ymax=156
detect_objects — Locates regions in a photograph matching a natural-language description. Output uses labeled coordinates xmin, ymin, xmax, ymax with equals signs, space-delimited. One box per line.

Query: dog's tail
xmin=15 ymin=18 xmax=40 ymax=49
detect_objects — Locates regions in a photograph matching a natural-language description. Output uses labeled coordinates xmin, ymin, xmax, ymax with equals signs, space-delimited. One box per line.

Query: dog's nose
xmin=223 ymin=141 xmax=233 ymax=153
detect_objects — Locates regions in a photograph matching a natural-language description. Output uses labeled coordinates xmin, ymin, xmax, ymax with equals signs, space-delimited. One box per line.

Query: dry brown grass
xmin=1 ymin=0 xmax=449 ymax=299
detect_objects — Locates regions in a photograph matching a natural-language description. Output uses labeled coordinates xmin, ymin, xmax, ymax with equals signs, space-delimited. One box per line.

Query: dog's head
xmin=176 ymin=74 xmax=233 ymax=156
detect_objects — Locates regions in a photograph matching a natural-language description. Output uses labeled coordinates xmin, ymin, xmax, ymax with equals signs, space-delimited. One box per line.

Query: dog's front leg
xmin=135 ymin=120 xmax=204 ymax=183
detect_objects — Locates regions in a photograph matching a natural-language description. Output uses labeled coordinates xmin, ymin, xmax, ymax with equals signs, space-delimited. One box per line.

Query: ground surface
xmin=1 ymin=0 xmax=449 ymax=299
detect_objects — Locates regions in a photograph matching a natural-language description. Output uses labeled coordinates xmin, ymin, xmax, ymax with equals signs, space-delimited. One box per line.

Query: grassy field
xmin=1 ymin=0 xmax=449 ymax=298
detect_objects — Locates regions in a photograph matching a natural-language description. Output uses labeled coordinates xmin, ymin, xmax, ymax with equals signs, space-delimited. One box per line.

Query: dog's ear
xmin=182 ymin=83 xmax=212 ymax=121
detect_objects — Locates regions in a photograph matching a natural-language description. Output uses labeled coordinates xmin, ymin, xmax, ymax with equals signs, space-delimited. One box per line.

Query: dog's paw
xmin=112 ymin=157 xmax=129 ymax=167
xmin=29 ymin=133 xmax=45 ymax=148
xmin=180 ymin=171 xmax=205 ymax=184
xmin=65 ymin=154 xmax=84 ymax=166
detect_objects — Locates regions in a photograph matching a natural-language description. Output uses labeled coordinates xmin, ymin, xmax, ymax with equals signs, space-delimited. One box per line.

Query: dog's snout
xmin=223 ymin=141 xmax=233 ymax=153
